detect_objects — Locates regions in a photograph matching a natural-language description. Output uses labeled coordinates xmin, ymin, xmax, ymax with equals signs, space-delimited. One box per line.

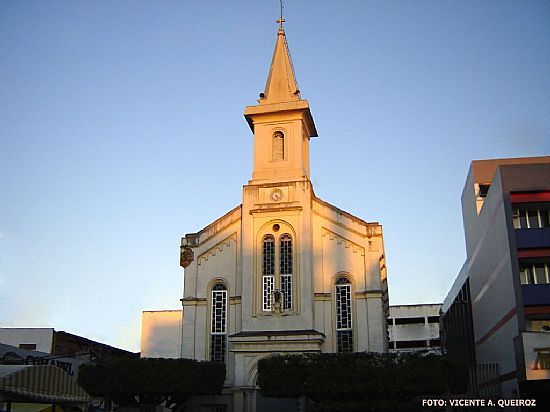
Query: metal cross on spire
xmin=276 ymin=0 xmax=285 ymax=31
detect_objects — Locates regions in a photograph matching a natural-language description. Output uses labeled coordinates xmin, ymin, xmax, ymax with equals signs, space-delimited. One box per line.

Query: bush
xmin=257 ymin=352 xmax=468 ymax=411
xmin=78 ymin=357 xmax=226 ymax=406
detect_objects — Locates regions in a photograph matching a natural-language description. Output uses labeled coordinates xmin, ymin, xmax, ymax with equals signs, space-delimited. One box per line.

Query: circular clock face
xmin=270 ymin=188 xmax=283 ymax=202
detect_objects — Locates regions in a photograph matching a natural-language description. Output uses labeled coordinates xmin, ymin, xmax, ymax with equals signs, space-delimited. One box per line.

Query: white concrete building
xmin=142 ymin=21 xmax=389 ymax=411
xmin=388 ymin=304 xmax=441 ymax=353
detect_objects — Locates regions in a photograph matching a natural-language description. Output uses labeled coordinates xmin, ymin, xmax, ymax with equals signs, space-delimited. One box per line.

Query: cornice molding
xmin=312 ymin=197 xmax=383 ymax=238
xmin=321 ymin=227 xmax=365 ymax=256
xmin=197 ymin=233 xmax=237 ymax=266
xmin=182 ymin=205 xmax=241 ymax=248
xmin=250 ymin=205 xmax=302 ymax=215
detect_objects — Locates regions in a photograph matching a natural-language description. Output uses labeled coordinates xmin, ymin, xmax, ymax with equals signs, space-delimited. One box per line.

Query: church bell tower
xmin=239 ymin=20 xmax=319 ymax=333
xmin=244 ymin=21 xmax=317 ymax=184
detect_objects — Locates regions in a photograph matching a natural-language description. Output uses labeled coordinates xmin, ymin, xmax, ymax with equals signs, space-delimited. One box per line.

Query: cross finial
xmin=277 ymin=0 xmax=285 ymax=32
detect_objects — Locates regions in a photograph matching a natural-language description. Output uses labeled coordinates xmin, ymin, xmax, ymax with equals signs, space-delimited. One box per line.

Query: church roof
xmin=244 ymin=22 xmax=317 ymax=136
xmin=260 ymin=25 xmax=300 ymax=104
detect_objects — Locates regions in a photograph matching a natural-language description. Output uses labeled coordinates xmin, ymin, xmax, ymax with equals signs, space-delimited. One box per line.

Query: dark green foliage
xmin=257 ymin=352 xmax=468 ymax=411
xmin=78 ymin=358 xmax=225 ymax=407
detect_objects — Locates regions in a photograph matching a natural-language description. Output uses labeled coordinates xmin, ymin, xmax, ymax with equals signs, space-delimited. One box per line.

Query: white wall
xmin=141 ymin=310 xmax=182 ymax=358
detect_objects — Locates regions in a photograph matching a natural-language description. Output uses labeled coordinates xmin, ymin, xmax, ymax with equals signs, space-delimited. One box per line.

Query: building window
xmin=394 ymin=317 xmax=425 ymax=325
xmin=520 ymin=262 xmax=550 ymax=285
xmin=262 ymin=232 xmax=294 ymax=312
xmin=335 ymin=277 xmax=353 ymax=353
xmin=18 ymin=343 xmax=36 ymax=350
xmin=280 ymin=233 xmax=293 ymax=310
xmin=513 ymin=207 xmax=550 ymax=229
xmin=477 ymin=184 xmax=491 ymax=197
xmin=529 ymin=320 xmax=550 ymax=332
xmin=272 ymin=131 xmax=284 ymax=160
xmin=262 ymin=235 xmax=275 ymax=311
xmin=210 ymin=283 xmax=227 ymax=363
xmin=395 ymin=340 xmax=427 ymax=349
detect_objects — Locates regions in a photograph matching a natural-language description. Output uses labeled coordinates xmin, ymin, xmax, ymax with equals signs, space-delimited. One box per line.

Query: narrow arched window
xmin=262 ymin=235 xmax=275 ymax=311
xmin=280 ymin=234 xmax=293 ymax=310
xmin=335 ymin=277 xmax=353 ymax=353
xmin=211 ymin=283 xmax=227 ymax=363
xmin=272 ymin=131 xmax=284 ymax=160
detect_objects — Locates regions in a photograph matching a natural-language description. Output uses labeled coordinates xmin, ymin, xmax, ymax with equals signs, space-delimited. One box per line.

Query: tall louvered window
xmin=280 ymin=233 xmax=293 ymax=310
xmin=262 ymin=235 xmax=275 ymax=311
xmin=335 ymin=277 xmax=353 ymax=353
xmin=210 ymin=283 xmax=227 ymax=363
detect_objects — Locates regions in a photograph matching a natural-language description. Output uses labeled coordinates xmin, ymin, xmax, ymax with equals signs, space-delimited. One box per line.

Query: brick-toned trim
xmin=518 ymin=248 xmax=550 ymax=258
xmin=511 ymin=191 xmax=550 ymax=203
xmin=476 ymin=307 xmax=517 ymax=347
xmin=524 ymin=305 xmax=550 ymax=315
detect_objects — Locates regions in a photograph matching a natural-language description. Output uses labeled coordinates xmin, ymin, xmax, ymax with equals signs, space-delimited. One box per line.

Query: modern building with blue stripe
xmin=442 ymin=156 xmax=550 ymax=401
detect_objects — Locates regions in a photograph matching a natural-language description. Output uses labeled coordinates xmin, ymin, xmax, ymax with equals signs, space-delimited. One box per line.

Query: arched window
xmin=272 ymin=131 xmax=284 ymax=160
xmin=280 ymin=233 xmax=293 ymax=310
xmin=261 ymin=232 xmax=294 ymax=312
xmin=262 ymin=235 xmax=275 ymax=311
xmin=211 ymin=282 xmax=227 ymax=363
xmin=335 ymin=277 xmax=353 ymax=353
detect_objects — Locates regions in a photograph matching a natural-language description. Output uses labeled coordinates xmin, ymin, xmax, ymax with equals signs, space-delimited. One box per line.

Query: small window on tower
xmin=272 ymin=131 xmax=284 ymax=160
xmin=478 ymin=184 xmax=490 ymax=198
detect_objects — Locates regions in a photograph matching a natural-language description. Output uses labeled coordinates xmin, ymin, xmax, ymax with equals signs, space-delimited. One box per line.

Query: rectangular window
xmin=337 ymin=330 xmax=353 ymax=353
xmin=211 ymin=290 xmax=227 ymax=334
xmin=520 ymin=266 xmax=531 ymax=285
xmin=280 ymin=234 xmax=293 ymax=310
xmin=336 ymin=285 xmax=352 ymax=330
xmin=394 ymin=317 xmax=425 ymax=325
xmin=336 ymin=281 xmax=353 ymax=353
xmin=210 ymin=335 xmax=226 ymax=363
xmin=530 ymin=320 xmax=550 ymax=332
xmin=18 ymin=343 xmax=36 ymax=350
xmin=395 ymin=340 xmax=427 ymax=349
xmin=528 ymin=210 xmax=540 ymax=228
xmin=427 ymin=316 xmax=440 ymax=324
xmin=281 ymin=274 xmax=292 ymax=310
xmin=211 ymin=288 xmax=227 ymax=363
xmin=519 ymin=209 xmax=529 ymax=229
xmin=262 ymin=275 xmax=274 ymax=311
xmin=513 ymin=207 xmax=550 ymax=229
xmin=519 ymin=262 xmax=550 ymax=285
xmin=534 ymin=263 xmax=549 ymax=284
xmin=478 ymin=184 xmax=490 ymax=198
xmin=262 ymin=235 xmax=275 ymax=311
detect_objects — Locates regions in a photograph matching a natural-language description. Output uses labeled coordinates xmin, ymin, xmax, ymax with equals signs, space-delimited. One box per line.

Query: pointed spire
xmin=259 ymin=20 xmax=301 ymax=104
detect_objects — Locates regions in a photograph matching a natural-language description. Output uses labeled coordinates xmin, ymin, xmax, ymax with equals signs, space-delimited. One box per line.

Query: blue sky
xmin=1 ymin=1 xmax=549 ymax=352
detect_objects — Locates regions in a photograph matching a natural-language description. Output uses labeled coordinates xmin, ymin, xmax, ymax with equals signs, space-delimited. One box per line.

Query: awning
xmin=0 ymin=365 xmax=90 ymax=404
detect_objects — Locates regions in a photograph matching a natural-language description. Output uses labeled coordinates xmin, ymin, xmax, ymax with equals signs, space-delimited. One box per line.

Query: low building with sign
xmin=0 ymin=328 xmax=137 ymax=378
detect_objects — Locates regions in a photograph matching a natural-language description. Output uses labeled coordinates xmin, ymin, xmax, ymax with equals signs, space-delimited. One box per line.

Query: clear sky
xmin=1 ymin=1 xmax=549 ymax=352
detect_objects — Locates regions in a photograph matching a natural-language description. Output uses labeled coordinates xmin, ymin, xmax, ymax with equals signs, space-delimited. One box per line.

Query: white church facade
xmin=142 ymin=21 xmax=389 ymax=412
